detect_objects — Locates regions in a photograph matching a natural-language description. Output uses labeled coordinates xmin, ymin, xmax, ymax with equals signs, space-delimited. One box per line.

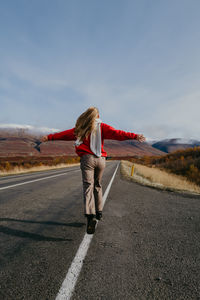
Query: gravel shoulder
xmin=121 ymin=160 xmax=200 ymax=196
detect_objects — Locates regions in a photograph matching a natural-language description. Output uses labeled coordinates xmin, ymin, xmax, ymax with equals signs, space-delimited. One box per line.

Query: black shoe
xmin=96 ymin=211 xmax=102 ymax=221
xmin=86 ymin=215 xmax=97 ymax=234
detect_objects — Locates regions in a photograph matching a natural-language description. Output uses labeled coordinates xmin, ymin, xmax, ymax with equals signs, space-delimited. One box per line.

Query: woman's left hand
xmin=41 ymin=135 xmax=48 ymax=142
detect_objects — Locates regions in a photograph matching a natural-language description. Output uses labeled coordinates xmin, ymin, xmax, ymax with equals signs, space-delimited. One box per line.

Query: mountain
xmin=0 ymin=127 xmax=164 ymax=158
xmin=151 ymin=138 xmax=200 ymax=153
xmin=0 ymin=124 xmax=58 ymax=135
xmin=104 ymin=140 xmax=164 ymax=157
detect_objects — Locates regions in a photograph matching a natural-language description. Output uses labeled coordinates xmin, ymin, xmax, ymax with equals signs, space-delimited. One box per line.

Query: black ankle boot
xmin=96 ymin=211 xmax=102 ymax=221
xmin=86 ymin=215 xmax=97 ymax=234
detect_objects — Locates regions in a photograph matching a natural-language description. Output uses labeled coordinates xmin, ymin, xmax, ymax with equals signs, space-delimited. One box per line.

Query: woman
xmin=41 ymin=107 xmax=145 ymax=234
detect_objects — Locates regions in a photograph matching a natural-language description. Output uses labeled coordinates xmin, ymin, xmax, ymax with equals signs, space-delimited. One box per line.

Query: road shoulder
xmin=72 ymin=167 xmax=200 ymax=300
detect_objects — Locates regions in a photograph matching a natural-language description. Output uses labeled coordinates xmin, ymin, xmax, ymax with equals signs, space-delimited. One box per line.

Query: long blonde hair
xmin=74 ymin=107 xmax=99 ymax=141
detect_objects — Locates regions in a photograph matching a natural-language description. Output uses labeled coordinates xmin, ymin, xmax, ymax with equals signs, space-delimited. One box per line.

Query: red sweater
xmin=47 ymin=123 xmax=138 ymax=157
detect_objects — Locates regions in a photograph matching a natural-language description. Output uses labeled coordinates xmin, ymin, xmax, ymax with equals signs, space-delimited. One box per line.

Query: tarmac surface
xmin=0 ymin=161 xmax=200 ymax=300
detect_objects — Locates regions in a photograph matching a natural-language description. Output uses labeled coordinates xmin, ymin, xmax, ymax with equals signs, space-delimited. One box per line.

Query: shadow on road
xmin=0 ymin=218 xmax=86 ymax=241
xmin=0 ymin=224 xmax=72 ymax=241
xmin=0 ymin=217 xmax=85 ymax=227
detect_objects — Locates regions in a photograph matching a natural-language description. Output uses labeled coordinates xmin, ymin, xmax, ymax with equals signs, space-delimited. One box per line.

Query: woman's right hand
xmin=136 ymin=134 xmax=146 ymax=142
xmin=41 ymin=135 xmax=48 ymax=142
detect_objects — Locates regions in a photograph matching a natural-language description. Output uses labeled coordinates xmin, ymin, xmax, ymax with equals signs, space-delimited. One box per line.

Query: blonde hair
xmin=74 ymin=107 xmax=99 ymax=141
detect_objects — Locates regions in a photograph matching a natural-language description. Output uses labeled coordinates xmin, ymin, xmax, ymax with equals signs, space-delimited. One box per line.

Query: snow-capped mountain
xmin=151 ymin=138 xmax=200 ymax=153
xmin=0 ymin=124 xmax=59 ymax=135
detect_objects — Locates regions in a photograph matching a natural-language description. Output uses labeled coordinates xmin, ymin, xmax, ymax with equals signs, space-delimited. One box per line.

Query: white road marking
xmin=55 ymin=162 xmax=120 ymax=300
xmin=0 ymin=167 xmax=79 ymax=181
xmin=0 ymin=170 xmax=80 ymax=191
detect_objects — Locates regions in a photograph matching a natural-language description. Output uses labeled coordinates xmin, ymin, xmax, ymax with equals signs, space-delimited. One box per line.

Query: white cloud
xmin=0 ymin=124 xmax=59 ymax=134
xmin=153 ymin=91 xmax=200 ymax=139
xmin=5 ymin=60 xmax=70 ymax=90
xmin=2 ymin=55 xmax=200 ymax=140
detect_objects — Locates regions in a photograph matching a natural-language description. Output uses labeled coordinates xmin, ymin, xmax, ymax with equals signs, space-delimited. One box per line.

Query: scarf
xmin=74 ymin=118 xmax=102 ymax=157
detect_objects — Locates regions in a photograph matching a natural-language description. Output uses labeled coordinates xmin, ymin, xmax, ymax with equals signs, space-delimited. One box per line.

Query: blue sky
xmin=1 ymin=0 xmax=200 ymax=140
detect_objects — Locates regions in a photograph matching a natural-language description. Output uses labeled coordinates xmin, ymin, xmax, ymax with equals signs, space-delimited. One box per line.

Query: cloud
xmin=1 ymin=52 xmax=200 ymax=140
xmin=5 ymin=60 xmax=70 ymax=90
xmin=153 ymin=91 xmax=200 ymax=139
xmin=0 ymin=124 xmax=59 ymax=134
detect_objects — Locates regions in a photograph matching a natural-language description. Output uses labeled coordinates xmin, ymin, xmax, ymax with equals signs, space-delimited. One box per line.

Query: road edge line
xmin=0 ymin=170 xmax=80 ymax=191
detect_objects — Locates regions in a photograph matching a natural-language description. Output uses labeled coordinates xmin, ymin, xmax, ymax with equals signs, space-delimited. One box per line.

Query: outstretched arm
xmin=41 ymin=128 xmax=76 ymax=142
xmin=102 ymin=123 xmax=146 ymax=142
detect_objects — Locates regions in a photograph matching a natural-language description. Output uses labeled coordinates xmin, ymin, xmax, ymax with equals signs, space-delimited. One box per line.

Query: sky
xmin=1 ymin=0 xmax=200 ymax=140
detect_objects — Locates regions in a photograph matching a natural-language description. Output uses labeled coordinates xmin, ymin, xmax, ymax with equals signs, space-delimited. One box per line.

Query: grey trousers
xmin=80 ymin=154 xmax=106 ymax=215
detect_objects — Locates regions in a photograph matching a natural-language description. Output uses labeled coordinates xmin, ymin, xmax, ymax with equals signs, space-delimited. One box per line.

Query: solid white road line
xmin=55 ymin=162 xmax=120 ymax=300
xmin=0 ymin=170 xmax=80 ymax=191
xmin=0 ymin=167 xmax=79 ymax=181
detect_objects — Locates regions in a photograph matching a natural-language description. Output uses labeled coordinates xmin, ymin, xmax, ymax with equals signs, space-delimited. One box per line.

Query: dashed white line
xmin=0 ymin=170 xmax=80 ymax=191
xmin=55 ymin=162 xmax=120 ymax=300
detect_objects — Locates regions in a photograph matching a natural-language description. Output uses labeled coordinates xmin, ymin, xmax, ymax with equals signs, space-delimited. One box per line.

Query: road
xmin=0 ymin=161 xmax=200 ymax=300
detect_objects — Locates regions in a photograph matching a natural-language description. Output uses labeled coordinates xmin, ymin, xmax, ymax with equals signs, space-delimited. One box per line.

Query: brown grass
xmin=121 ymin=160 xmax=200 ymax=195
xmin=133 ymin=147 xmax=200 ymax=186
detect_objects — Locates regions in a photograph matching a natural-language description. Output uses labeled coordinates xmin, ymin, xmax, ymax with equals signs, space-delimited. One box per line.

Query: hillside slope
xmin=136 ymin=147 xmax=200 ymax=186
xmin=0 ymin=130 xmax=165 ymax=157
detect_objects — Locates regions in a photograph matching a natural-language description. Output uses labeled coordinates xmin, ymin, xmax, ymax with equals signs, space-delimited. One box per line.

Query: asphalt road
xmin=0 ymin=162 xmax=200 ymax=300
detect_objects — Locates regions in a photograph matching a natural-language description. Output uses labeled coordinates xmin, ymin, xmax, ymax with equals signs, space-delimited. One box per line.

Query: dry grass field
xmin=121 ymin=160 xmax=200 ymax=195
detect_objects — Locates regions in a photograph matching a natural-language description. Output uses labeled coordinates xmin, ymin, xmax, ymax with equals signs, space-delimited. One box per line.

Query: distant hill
xmin=152 ymin=138 xmax=200 ymax=153
xmin=0 ymin=128 xmax=164 ymax=158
